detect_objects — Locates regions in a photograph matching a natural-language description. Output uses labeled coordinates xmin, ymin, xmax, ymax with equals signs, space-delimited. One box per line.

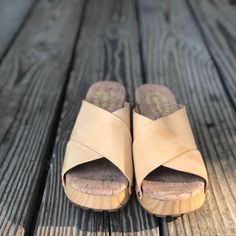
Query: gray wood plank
xmin=0 ymin=0 xmax=85 ymax=235
xmin=137 ymin=0 xmax=236 ymax=235
xmin=187 ymin=0 xmax=236 ymax=107
xmin=0 ymin=0 xmax=36 ymax=60
xmin=33 ymin=0 xmax=160 ymax=235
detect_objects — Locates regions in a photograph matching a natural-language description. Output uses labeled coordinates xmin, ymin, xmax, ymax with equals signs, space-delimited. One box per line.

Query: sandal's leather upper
xmin=62 ymin=101 xmax=133 ymax=193
xmin=133 ymin=106 xmax=208 ymax=198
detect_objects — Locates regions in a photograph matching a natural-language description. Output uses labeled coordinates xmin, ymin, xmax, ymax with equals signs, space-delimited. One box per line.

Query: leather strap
xmin=62 ymin=101 xmax=133 ymax=193
xmin=133 ymin=106 xmax=208 ymax=198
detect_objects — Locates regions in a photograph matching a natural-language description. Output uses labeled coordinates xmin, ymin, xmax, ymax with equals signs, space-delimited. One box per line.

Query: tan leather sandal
xmin=133 ymin=84 xmax=208 ymax=216
xmin=62 ymin=81 xmax=133 ymax=211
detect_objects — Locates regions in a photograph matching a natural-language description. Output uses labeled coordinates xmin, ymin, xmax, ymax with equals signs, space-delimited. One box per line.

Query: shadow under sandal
xmin=62 ymin=81 xmax=133 ymax=211
xmin=133 ymin=84 xmax=208 ymax=217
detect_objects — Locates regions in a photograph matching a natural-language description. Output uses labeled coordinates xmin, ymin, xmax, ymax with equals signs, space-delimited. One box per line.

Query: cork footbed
xmin=135 ymin=84 xmax=205 ymax=216
xmin=64 ymin=81 xmax=130 ymax=211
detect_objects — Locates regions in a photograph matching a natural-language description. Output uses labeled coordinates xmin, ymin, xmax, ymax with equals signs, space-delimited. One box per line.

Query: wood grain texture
xmin=187 ymin=0 xmax=236 ymax=107
xmin=137 ymin=0 xmax=236 ymax=235
xmin=34 ymin=0 xmax=160 ymax=235
xmin=0 ymin=0 xmax=36 ymax=60
xmin=0 ymin=0 xmax=85 ymax=235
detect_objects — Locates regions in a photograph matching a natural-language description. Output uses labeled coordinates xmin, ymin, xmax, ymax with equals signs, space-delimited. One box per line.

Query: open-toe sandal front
xmin=62 ymin=81 xmax=133 ymax=211
xmin=133 ymin=84 xmax=208 ymax=217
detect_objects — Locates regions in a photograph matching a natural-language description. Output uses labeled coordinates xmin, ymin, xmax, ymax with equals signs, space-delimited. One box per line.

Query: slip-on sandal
xmin=133 ymin=84 xmax=208 ymax=216
xmin=62 ymin=81 xmax=133 ymax=211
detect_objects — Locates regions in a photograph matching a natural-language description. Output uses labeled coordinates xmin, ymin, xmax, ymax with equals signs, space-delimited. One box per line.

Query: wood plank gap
xmin=159 ymin=218 xmax=168 ymax=236
xmin=134 ymin=0 xmax=147 ymax=84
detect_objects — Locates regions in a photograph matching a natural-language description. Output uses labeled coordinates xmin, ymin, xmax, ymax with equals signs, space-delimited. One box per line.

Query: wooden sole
xmin=64 ymin=181 xmax=130 ymax=211
xmin=135 ymin=84 xmax=206 ymax=216
xmin=138 ymin=183 xmax=205 ymax=217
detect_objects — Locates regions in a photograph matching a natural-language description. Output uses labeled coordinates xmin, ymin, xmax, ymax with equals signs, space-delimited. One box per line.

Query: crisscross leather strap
xmin=62 ymin=101 xmax=133 ymax=193
xmin=133 ymin=106 xmax=208 ymax=198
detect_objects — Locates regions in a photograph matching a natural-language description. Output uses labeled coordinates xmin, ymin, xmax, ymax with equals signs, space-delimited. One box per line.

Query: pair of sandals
xmin=61 ymin=81 xmax=208 ymax=217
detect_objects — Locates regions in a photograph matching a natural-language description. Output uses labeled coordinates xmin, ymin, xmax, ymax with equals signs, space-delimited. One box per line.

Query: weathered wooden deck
xmin=0 ymin=0 xmax=236 ymax=235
